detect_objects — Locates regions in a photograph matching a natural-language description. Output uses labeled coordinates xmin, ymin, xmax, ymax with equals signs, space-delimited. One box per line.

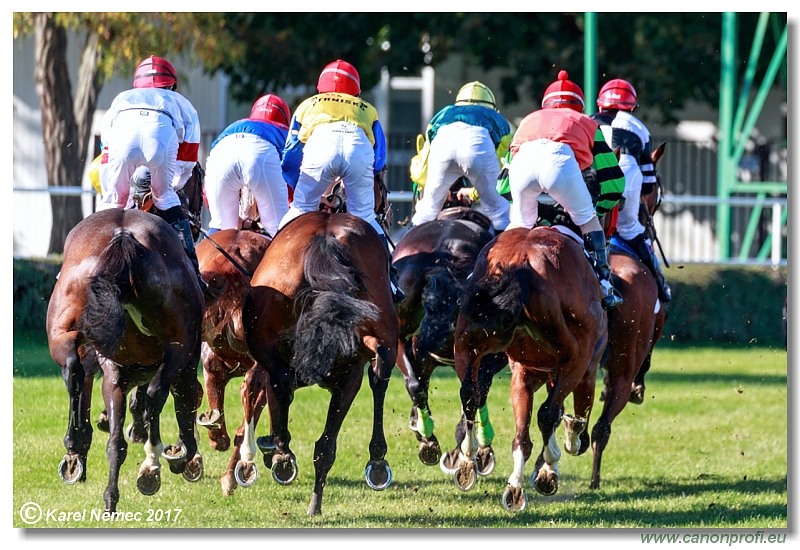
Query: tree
xmin=13 ymin=12 xmax=236 ymax=254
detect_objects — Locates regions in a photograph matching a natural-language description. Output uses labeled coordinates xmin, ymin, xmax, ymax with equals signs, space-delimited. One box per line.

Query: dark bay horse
xmin=450 ymin=226 xmax=607 ymax=510
xmin=46 ymin=208 xmax=204 ymax=512
xmin=243 ymin=210 xmax=399 ymax=515
xmin=590 ymin=142 xmax=668 ymax=489
xmin=393 ymin=207 xmax=506 ymax=471
xmin=193 ymin=229 xmax=272 ymax=495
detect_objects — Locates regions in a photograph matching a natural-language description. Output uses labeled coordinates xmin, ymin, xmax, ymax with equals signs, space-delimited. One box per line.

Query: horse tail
xmin=417 ymin=265 xmax=461 ymax=354
xmin=293 ymin=234 xmax=379 ymax=385
xmin=78 ymin=229 xmax=143 ymax=357
xmin=461 ymin=268 xmax=527 ymax=335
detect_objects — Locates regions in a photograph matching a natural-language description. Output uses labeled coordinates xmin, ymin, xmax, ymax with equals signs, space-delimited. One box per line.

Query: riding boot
xmin=630 ymin=233 xmax=672 ymax=303
xmin=160 ymin=206 xmax=208 ymax=294
xmin=381 ymin=235 xmax=405 ymax=303
xmin=584 ymin=230 xmax=623 ymax=310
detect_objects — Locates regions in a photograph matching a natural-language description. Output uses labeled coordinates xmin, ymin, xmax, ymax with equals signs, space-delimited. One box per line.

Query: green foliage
xmin=13 ymin=258 xmax=61 ymax=335
xmin=662 ymin=264 xmax=787 ymax=346
xmin=11 ymin=346 xmax=787 ymax=528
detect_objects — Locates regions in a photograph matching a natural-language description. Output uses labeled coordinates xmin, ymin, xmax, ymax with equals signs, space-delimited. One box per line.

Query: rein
xmin=196 ymin=227 xmax=253 ymax=279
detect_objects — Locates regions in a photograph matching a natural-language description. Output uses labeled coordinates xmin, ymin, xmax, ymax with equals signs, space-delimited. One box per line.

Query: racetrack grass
xmin=12 ymin=335 xmax=788 ymax=531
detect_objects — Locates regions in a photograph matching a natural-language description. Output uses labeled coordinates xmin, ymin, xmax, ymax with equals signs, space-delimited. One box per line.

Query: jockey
xmin=593 ymin=78 xmax=672 ymax=302
xmin=205 ymin=94 xmax=292 ymax=236
xmin=410 ymin=81 xmax=512 ymax=233
xmin=99 ymin=55 xmax=206 ymax=292
xmin=506 ymin=70 xmax=626 ymax=310
xmin=279 ymin=59 xmax=404 ymax=303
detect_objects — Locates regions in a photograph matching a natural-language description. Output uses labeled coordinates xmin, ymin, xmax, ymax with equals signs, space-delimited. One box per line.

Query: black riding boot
xmin=381 ymin=235 xmax=405 ymax=303
xmin=584 ymin=230 xmax=623 ymax=310
xmin=160 ymin=206 xmax=208 ymax=294
xmin=630 ymin=233 xmax=672 ymax=303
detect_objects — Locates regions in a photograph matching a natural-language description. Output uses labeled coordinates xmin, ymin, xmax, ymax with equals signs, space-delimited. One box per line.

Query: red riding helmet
xmin=597 ymin=78 xmax=639 ymax=111
xmin=249 ymin=94 xmax=291 ymax=129
xmin=317 ymin=59 xmax=361 ymax=96
xmin=541 ymin=70 xmax=585 ymax=112
xmin=133 ymin=55 xmax=178 ymax=89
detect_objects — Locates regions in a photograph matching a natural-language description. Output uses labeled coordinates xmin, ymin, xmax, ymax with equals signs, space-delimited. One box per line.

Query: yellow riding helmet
xmin=455 ymin=81 xmax=496 ymax=109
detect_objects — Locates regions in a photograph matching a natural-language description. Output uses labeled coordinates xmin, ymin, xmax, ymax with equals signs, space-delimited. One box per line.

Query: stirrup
xmin=599 ymin=280 xmax=623 ymax=310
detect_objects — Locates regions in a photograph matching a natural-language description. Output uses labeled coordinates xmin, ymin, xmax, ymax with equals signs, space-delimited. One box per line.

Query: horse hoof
xmin=272 ymin=455 xmax=298 ymax=485
xmin=136 ymin=469 xmax=161 ymax=496
xmin=58 ymin=454 xmax=84 ymax=485
xmin=197 ymin=409 xmax=223 ymax=430
xmin=418 ymin=439 xmax=442 ymax=466
xmin=221 ymin=473 xmax=237 ymax=497
xmin=531 ymin=470 xmax=559 ymax=496
xmin=234 ymin=460 xmax=259 ymax=488
xmin=476 ymin=446 xmax=496 ymax=476
xmin=209 ymin=435 xmax=231 ymax=453
xmin=162 ymin=444 xmax=187 ymax=463
xmin=365 ymin=459 xmax=393 ymax=491
xmin=502 ymin=485 xmax=527 ymax=512
xmin=630 ymin=384 xmax=645 ymax=404
xmin=126 ymin=422 xmax=147 ymax=444
xmin=455 ymin=459 xmax=477 ymax=491
xmin=257 ymin=435 xmax=276 ymax=469
xmin=182 ymin=453 xmax=204 ymax=482
xmin=439 ymin=450 xmax=460 ymax=475
xmin=96 ymin=412 xmax=110 ymax=433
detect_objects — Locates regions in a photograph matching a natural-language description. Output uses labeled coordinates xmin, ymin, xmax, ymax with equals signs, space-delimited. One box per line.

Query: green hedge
xmin=13 ymin=258 xmax=788 ymax=346
xmin=662 ymin=263 xmax=787 ymax=347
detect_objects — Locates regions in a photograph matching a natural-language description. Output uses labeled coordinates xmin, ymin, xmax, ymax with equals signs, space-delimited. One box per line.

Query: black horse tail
xmin=460 ymin=268 xmax=527 ymax=336
xmin=417 ymin=265 xmax=461 ymax=354
xmin=293 ymin=234 xmax=379 ymax=385
xmin=78 ymin=229 xmax=143 ymax=357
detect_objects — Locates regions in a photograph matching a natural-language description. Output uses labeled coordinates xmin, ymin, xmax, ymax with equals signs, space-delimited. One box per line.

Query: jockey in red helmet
xmin=593 ymin=78 xmax=671 ymax=303
xmin=100 ymin=55 xmax=207 ymax=293
xmin=204 ymin=94 xmax=293 ymax=236
xmin=279 ymin=59 xmax=403 ymax=302
xmin=506 ymin=70 xmax=626 ymax=309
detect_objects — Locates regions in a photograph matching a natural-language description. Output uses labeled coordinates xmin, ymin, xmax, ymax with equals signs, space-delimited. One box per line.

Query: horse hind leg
xmin=365 ymin=346 xmax=394 ymax=491
xmin=231 ymin=366 xmax=268 ymax=491
xmin=101 ymin=377 xmax=129 ymax=512
xmin=59 ymin=349 xmax=92 ymax=484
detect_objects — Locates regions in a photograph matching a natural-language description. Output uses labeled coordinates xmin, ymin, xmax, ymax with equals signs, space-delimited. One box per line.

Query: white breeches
xmin=101 ymin=109 xmax=182 ymax=212
xmin=411 ymin=122 xmax=509 ymax=231
xmin=279 ymin=122 xmax=384 ymax=237
xmin=507 ymin=139 xmax=596 ymax=230
xmin=615 ymin=153 xmax=646 ymax=240
xmin=205 ymin=133 xmax=289 ymax=236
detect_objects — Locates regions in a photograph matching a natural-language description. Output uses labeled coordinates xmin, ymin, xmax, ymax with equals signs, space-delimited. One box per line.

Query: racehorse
xmin=590 ymin=142 xmax=668 ymax=489
xmin=192 ymin=229 xmax=273 ymax=496
xmin=448 ymin=226 xmax=607 ymax=511
xmin=393 ymin=206 xmax=506 ymax=471
xmin=46 ymin=208 xmax=204 ymax=512
xmin=242 ymin=210 xmax=399 ymax=516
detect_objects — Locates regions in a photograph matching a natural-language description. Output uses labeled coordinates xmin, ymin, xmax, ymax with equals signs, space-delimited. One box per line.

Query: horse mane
xmin=78 ymin=229 xmax=145 ymax=356
xmin=292 ymin=233 xmax=379 ymax=385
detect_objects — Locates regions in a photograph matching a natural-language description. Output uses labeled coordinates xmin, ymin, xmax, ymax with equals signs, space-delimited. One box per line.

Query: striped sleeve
xmin=591 ymin=129 xmax=626 ymax=215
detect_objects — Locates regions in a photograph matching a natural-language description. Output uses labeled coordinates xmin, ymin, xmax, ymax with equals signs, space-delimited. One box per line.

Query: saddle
xmin=318 ymin=168 xmax=393 ymax=233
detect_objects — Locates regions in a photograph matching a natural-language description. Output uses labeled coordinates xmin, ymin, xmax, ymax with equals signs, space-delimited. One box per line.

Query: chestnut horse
xmin=450 ymin=226 xmax=607 ymax=511
xmin=193 ymin=229 xmax=273 ymax=496
xmin=243 ymin=211 xmax=399 ymax=516
xmin=590 ymin=142 xmax=669 ymax=489
xmin=393 ymin=206 xmax=506 ymax=471
xmin=46 ymin=208 xmax=204 ymax=512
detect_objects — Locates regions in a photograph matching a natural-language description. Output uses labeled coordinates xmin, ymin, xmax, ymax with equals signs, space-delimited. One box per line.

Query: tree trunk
xmin=34 ymin=13 xmax=88 ymax=255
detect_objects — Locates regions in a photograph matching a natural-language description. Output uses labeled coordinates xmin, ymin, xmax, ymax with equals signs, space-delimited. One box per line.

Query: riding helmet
xmin=541 ymin=70 xmax=585 ymax=112
xmin=317 ymin=60 xmax=361 ymax=96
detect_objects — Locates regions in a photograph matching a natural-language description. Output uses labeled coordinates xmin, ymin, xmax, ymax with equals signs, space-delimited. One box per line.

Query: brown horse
xmin=242 ymin=210 xmax=399 ymax=515
xmin=450 ymin=226 xmax=607 ymax=510
xmin=590 ymin=143 xmax=668 ymax=489
xmin=46 ymin=208 xmax=204 ymax=512
xmin=393 ymin=207 xmax=506 ymax=471
xmin=192 ymin=229 xmax=273 ymax=495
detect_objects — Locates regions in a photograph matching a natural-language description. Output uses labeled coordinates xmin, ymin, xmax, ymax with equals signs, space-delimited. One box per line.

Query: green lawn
xmin=12 ymin=335 xmax=788 ymax=532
